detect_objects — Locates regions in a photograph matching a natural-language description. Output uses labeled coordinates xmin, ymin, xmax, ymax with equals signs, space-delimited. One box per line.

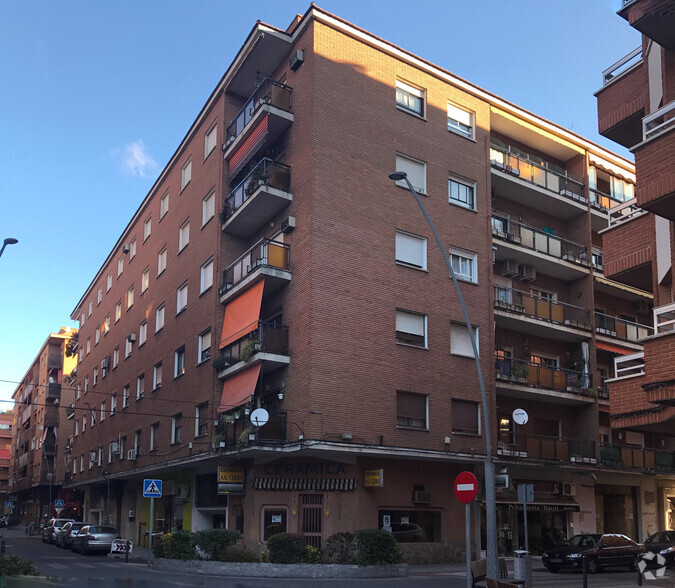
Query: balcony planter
xmin=510 ymin=363 xmax=529 ymax=383
xmin=212 ymin=356 xmax=231 ymax=372
xmin=240 ymin=339 xmax=260 ymax=362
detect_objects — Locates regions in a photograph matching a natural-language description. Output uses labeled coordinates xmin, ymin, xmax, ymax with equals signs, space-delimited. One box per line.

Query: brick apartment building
xmin=58 ymin=4 xmax=672 ymax=560
xmin=10 ymin=328 xmax=79 ymax=523
xmin=0 ymin=411 xmax=13 ymax=514
xmin=595 ymin=0 xmax=675 ymax=535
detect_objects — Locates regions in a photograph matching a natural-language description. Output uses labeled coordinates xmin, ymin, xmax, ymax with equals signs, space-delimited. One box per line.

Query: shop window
xmin=377 ymin=510 xmax=441 ymax=542
xmin=262 ymin=507 xmax=288 ymax=542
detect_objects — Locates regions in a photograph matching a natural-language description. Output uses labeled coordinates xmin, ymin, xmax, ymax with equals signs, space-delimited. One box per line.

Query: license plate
xmin=548 ymin=558 xmax=562 ymax=563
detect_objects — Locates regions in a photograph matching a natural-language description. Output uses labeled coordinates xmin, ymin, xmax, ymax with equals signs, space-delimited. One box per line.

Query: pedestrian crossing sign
xmin=143 ymin=479 xmax=162 ymax=498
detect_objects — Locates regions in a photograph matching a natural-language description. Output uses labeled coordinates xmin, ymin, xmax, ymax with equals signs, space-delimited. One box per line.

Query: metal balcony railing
xmin=220 ymin=320 xmax=289 ymax=364
xmin=498 ymin=434 xmax=596 ymax=463
xmin=220 ymin=238 xmax=290 ymax=294
xmin=46 ymin=382 xmax=61 ymax=400
xmin=643 ymin=101 xmax=675 ymax=141
xmin=595 ymin=312 xmax=653 ymax=342
xmin=602 ymin=46 xmax=642 ymax=85
xmin=489 ymin=145 xmax=585 ymax=201
xmin=654 ymin=302 xmax=675 ymax=334
xmin=600 ymin=444 xmax=673 ymax=471
xmin=495 ymin=356 xmax=592 ymax=394
xmin=494 ymin=287 xmax=591 ymax=329
xmin=257 ymin=410 xmax=287 ymax=442
xmin=607 ymin=198 xmax=647 ymax=228
xmin=222 ymin=159 xmax=291 ymax=221
xmin=613 ymin=352 xmax=645 ymax=379
xmin=226 ymin=78 xmax=293 ymax=144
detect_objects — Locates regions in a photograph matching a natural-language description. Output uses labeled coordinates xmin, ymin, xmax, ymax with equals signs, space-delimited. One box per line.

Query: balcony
xmin=224 ymin=78 xmax=293 ymax=178
xmin=489 ymin=145 xmax=586 ymax=219
xmin=595 ymin=312 xmax=653 ymax=345
xmin=257 ymin=410 xmax=287 ymax=443
xmin=618 ymin=0 xmax=675 ymax=49
xmin=494 ymin=287 xmax=591 ymax=341
xmin=219 ymin=239 xmax=291 ymax=305
xmin=42 ymin=441 xmax=57 ymax=456
xmin=47 ymin=354 xmax=63 ymax=370
xmin=45 ymin=381 xmax=61 ymax=401
xmin=43 ymin=405 xmax=59 ymax=428
xmin=495 ymin=357 xmax=594 ymax=405
xmin=222 ymin=159 xmax=292 ymax=238
xmin=492 ymin=217 xmax=591 ymax=280
xmin=498 ymin=435 xmax=596 ymax=464
xmin=600 ymin=444 xmax=674 ymax=472
xmin=613 ymin=351 xmax=645 ymax=380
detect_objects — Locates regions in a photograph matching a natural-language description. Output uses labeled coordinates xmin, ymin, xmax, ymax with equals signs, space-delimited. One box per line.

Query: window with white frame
xmin=396 ymin=310 xmax=427 ymax=348
xmin=117 ymin=256 xmax=124 ymax=277
xmin=143 ymin=217 xmax=151 ymax=241
xmin=178 ymin=220 xmax=190 ymax=252
xmin=158 ymin=247 xmax=167 ymax=276
xmin=139 ymin=320 xmax=147 ymax=346
xmin=450 ymin=322 xmax=479 ymax=358
xmin=86 ymin=338 xmax=91 ymax=355
xmin=122 ymin=385 xmax=129 ymax=408
xmin=127 ymin=285 xmax=134 ymax=309
xmin=452 ymin=399 xmax=480 ymax=435
xmin=174 ymin=346 xmax=186 ymax=377
xmin=115 ymin=300 xmax=122 ymax=322
xmin=75 ymin=420 xmax=79 ymax=436
xmin=395 ymin=154 xmax=426 ymax=194
xmin=73 ymin=455 xmax=78 ymax=474
xmin=136 ymin=374 xmax=145 ymax=400
xmin=80 ymin=455 xmax=84 ymax=472
xmin=160 ymin=191 xmax=169 ymax=219
xmin=396 ymin=231 xmax=426 ymax=270
xmin=91 ymin=410 xmax=95 ymax=427
xmin=108 ymin=441 xmax=116 ymax=463
xmin=125 ymin=337 xmax=132 ymax=358
xmin=448 ymin=175 xmax=475 ymax=210
xmin=93 ymin=367 xmax=98 ymax=386
xmin=84 ymin=376 xmax=89 ymax=394
xmin=181 ymin=159 xmax=192 ymax=191
xmin=134 ymin=430 xmax=141 ymax=455
xmin=107 ymin=272 xmax=113 ymax=291
xmin=204 ymin=125 xmax=217 ymax=159
xmin=100 ymin=401 xmax=106 ymax=422
xmin=155 ymin=304 xmax=165 ymax=332
xmin=79 ymin=348 xmax=83 ymax=363
xmin=97 ymin=286 xmax=102 ymax=305
xmin=80 ymin=312 xmax=85 ymax=326
xmin=396 ymin=80 xmax=425 ymax=117
xmin=129 ymin=238 xmax=137 ymax=260
xmin=171 ymin=413 xmax=182 ymax=444
xmin=447 ymin=103 xmax=474 ymax=139
xmin=88 ymin=301 xmax=93 ymax=316
xmin=76 ymin=383 xmax=81 ymax=400
xmin=177 ymin=282 xmax=188 ymax=314
xmin=110 ymin=393 xmax=117 ymax=415
xmin=119 ymin=436 xmax=125 ymax=458
xmin=82 ymin=415 xmax=86 ymax=433
xmin=153 ymin=362 xmax=162 ymax=390
xmin=396 ymin=391 xmax=428 ymax=429
xmin=198 ymin=329 xmax=211 ymax=363
xmin=95 ymin=326 xmax=100 ymax=346
xmin=150 ymin=423 xmax=159 ymax=451
xmin=195 ymin=403 xmax=208 ymax=437
xmin=202 ymin=190 xmax=215 ymax=226
xmin=104 ymin=314 xmax=110 ymax=334
xmin=450 ymin=248 xmax=477 ymax=283
xmin=200 ymin=258 xmax=213 ymax=293
xmin=141 ymin=267 xmax=149 ymax=293
xmin=113 ymin=347 xmax=119 ymax=368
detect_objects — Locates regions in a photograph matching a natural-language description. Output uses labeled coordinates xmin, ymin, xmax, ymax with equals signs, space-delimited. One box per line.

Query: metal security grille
xmin=251 ymin=478 xmax=356 ymax=491
xmin=301 ymin=494 xmax=322 ymax=549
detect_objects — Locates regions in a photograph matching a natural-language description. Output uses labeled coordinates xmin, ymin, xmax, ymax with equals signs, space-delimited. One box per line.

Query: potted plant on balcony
xmin=240 ymin=338 xmax=261 ymax=362
xmin=244 ymin=165 xmax=268 ymax=197
xmin=511 ymin=362 xmax=529 ymax=383
xmin=212 ymin=355 xmax=231 ymax=372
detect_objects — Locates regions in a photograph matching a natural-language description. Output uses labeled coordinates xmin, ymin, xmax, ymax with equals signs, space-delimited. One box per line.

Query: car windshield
xmin=567 ymin=535 xmax=599 ymax=548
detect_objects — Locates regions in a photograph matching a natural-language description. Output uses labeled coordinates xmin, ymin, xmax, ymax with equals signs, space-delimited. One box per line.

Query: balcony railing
xmin=492 ymin=216 xmax=589 ymax=264
xmin=226 ymin=78 xmax=292 ymax=144
xmin=220 ymin=238 xmax=290 ymax=294
xmin=602 ymin=46 xmax=642 ymax=86
xmin=495 ymin=357 xmax=592 ymax=395
xmin=643 ymin=101 xmax=675 ymax=141
xmin=654 ymin=302 xmax=675 ymax=334
xmin=494 ymin=287 xmax=591 ymax=329
xmin=498 ymin=434 xmax=596 ymax=463
xmin=595 ymin=312 xmax=653 ymax=342
xmin=222 ymin=159 xmax=291 ymax=221
xmin=46 ymin=382 xmax=61 ymax=400
xmin=47 ymin=354 xmax=63 ymax=370
xmin=613 ymin=351 xmax=645 ymax=379
xmin=601 ymin=444 xmax=674 ymax=471
xmin=220 ymin=320 xmax=289 ymax=364
xmin=257 ymin=410 xmax=287 ymax=443
xmin=606 ymin=199 xmax=647 ymax=229
xmin=489 ymin=145 xmax=585 ymax=202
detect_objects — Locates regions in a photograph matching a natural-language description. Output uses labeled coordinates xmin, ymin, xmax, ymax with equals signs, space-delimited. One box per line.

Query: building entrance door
xmin=300 ymin=494 xmax=322 ymax=548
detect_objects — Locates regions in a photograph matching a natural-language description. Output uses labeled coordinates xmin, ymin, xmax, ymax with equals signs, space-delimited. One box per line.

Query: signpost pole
xmin=148 ymin=496 xmax=154 ymax=567
xmin=465 ymin=502 xmax=471 ymax=588
xmin=455 ymin=471 xmax=479 ymax=588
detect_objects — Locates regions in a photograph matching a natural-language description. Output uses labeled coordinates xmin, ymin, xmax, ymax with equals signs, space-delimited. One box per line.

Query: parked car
xmin=71 ymin=525 xmax=120 ymax=555
xmin=42 ymin=518 xmax=75 ymax=544
xmin=644 ymin=531 xmax=675 ymax=567
xmin=55 ymin=521 xmax=89 ymax=549
xmin=542 ymin=533 xmax=644 ymax=573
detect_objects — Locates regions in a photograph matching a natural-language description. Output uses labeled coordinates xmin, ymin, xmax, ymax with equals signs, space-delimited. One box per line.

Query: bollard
xmin=637 ymin=566 xmax=643 ymax=586
xmin=582 ymin=554 xmax=588 ymax=588
xmin=125 ymin=540 xmax=130 ymax=563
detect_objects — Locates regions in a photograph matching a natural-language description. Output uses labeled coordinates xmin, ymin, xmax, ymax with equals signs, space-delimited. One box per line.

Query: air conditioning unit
xmin=633 ymin=300 xmax=651 ymax=315
xmin=177 ymin=484 xmax=190 ymax=500
xmin=127 ymin=333 xmax=137 ymax=342
xmin=561 ymin=483 xmax=576 ymax=497
xmin=110 ymin=442 xmax=119 ymax=454
xmin=412 ymin=490 xmax=432 ymax=504
xmin=501 ymin=259 xmax=519 ymax=277
xmin=519 ymin=265 xmax=537 ymax=282
xmin=127 ymin=449 xmax=137 ymax=461
xmin=281 ymin=216 xmax=296 ymax=233
xmin=101 ymin=357 xmax=109 ymax=370
xmin=89 ymin=450 xmax=98 ymax=463
xmin=289 ymin=49 xmax=305 ymax=71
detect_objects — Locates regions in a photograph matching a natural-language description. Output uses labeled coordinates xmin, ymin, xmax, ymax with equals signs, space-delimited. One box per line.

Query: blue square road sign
xmin=143 ymin=479 xmax=162 ymax=498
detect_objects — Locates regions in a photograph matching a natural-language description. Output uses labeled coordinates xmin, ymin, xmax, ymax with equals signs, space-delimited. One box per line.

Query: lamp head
xmin=388 ymin=171 xmax=407 ymax=181
xmin=3 ymin=238 xmax=17 ymax=246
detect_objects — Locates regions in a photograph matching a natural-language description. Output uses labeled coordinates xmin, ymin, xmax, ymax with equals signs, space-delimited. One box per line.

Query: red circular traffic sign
xmin=454 ymin=471 xmax=478 ymax=503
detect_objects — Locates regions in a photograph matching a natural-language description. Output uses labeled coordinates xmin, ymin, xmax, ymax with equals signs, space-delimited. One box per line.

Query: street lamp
xmin=388 ymin=171 xmax=499 ymax=579
xmin=84 ymin=402 xmax=110 ymax=525
xmin=0 ymin=237 xmax=18 ymax=259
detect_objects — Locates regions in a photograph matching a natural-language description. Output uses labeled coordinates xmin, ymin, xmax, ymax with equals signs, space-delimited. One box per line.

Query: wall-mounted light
xmin=277 ymin=392 xmax=284 ymax=400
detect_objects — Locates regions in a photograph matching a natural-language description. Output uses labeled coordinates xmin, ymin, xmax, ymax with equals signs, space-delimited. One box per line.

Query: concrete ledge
xmin=153 ymin=558 xmax=408 ymax=579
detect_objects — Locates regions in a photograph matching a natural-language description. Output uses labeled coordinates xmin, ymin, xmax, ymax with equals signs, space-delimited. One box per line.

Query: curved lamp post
xmin=388 ymin=171 xmax=498 ymax=579
xmin=0 ymin=238 xmax=18 ymax=259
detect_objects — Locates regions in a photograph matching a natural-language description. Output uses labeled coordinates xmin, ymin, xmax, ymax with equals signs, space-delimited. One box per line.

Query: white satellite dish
xmin=250 ymin=408 xmax=269 ymax=428
xmin=512 ymin=408 xmax=529 ymax=426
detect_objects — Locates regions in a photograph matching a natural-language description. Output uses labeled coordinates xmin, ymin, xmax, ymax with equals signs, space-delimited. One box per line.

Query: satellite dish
xmin=512 ymin=408 xmax=529 ymax=426
xmin=250 ymin=408 xmax=269 ymax=428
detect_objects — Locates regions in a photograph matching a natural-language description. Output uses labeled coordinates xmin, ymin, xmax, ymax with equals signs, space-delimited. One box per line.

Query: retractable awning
xmin=218 ymin=364 xmax=261 ymax=413
xmin=219 ymin=279 xmax=265 ymax=349
xmin=596 ymin=341 xmax=634 ymax=355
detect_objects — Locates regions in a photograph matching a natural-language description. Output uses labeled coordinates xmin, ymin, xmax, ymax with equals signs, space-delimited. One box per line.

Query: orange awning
xmin=219 ymin=279 xmax=265 ymax=349
xmin=596 ymin=341 xmax=633 ymax=355
xmin=218 ymin=364 xmax=261 ymax=412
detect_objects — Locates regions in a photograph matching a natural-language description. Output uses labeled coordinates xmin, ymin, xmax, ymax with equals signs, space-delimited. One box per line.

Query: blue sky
xmin=0 ymin=0 xmax=640 ymax=405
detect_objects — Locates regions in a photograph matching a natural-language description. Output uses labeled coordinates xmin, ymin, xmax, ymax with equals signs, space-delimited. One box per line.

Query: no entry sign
xmin=454 ymin=471 xmax=478 ymax=503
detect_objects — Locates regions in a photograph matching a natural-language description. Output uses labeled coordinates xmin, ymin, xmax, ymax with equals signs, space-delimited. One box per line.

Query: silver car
xmin=41 ymin=518 xmax=74 ymax=544
xmin=56 ymin=521 xmax=90 ymax=549
xmin=71 ymin=525 xmax=120 ymax=555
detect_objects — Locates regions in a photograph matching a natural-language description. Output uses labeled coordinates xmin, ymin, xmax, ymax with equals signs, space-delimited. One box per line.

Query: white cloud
xmin=119 ymin=140 xmax=158 ymax=178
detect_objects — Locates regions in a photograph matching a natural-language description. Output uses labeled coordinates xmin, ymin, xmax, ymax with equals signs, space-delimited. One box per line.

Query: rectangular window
xmin=198 ymin=329 xmax=211 ymax=363
xmin=171 ymin=414 xmax=182 ymax=444
xmin=200 ymin=258 xmax=214 ymax=293
xmin=179 ymin=220 xmax=190 ymax=252
xmin=263 ymin=508 xmax=288 ymax=542
xmin=75 ymin=420 xmax=79 ymax=436
xmin=100 ymin=401 xmax=106 ymax=422
xmin=134 ymin=430 xmax=141 ymax=455
xmin=195 ymin=403 xmax=208 ymax=437
xmin=204 ymin=125 xmax=217 ymax=159
xmin=452 ymin=399 xmax=480 ymax=435
xmin=125 ymin=337 xmax=132 ymax=358
xmin=95 ymin=326 xmax=100 ymax=345
xmin=80 ymin=312 xmax=85 ymax=327
xmin=129 ymin=238 xmax=137 ymax=260
xmin=396 ymin=80 xmax=425 ymax=116
xmin=153 ymin=362 xmax=162 ymax=390
xmin=150 ymin=423 xmax=159 ymax=451
xmin=106 ymin=272 xmax=112 ymax=292
xmin=127 ymin=285 xmax=134 ymax=309
xmin=160 ymin=192 xmax=169 ymax=219
xmin=104 ymin=315 xmax=110 ymax=334
xmin=143 ymin=217 xmax=152 ymax=241
xmin=84 ymin=376 xmax=89 ymax=394
xmin=155 ymin=304 xmax=165 ymax=332
xmin=136 ymin=374 xmax=145 ymax=400
xmin=80 ymin=455 xmax=84 ymax=472
xmin=450 ymin=248 xmax=477 ymax=283
xmin=76 ymin=384 xmax=81 ymax=400
xmin=113 ymin=347 xmax=119 ymax=368
xmin=396 ymin=231 xmax=426 ymax=270
xmin=88 ymin=301 xmax=93 ymax=316
xmin=92 ymin=367 xmax=98 ymax=386
xmin=97 ymin=286 xmax=102 ymax=305
xmin=110 ymin=394 xmax=117 ymax=415
xmin=141 ymin=268 xmax=149 ymax=293
xmin=448 ymin=176 xmax=475 ymax=210
xmin=396 ymin=391 xmax=428 ymax=429
xmin=181 ymin=159 xmax=192 ymax=191
xmin=202 ymin=190 xmax=215 ymax=226
xmin=395 ymin=154 xmax=426 ymax=194
xmin=86 ymin=338 xmax=91 ymax=355
xmin=396 ymin=310 xmax=427 ymax=348
xmin=117 ymin=256 xmax=124 ymax=277
xmin=378 ymin=510 xmax=441 ymax=543
xmin=174 ymin=346 xmax=186 ymax=377
xmin=82 ymin=415 xmax=86 ymax=433
xmin=123 ymin=385 xmax=129 ymax=408
xmin=447 ymin=103 xmax=474 ymax=139
xmin=115 ymin=301 xmax=122 ymax=322
xmin=158 ymin=247 xmax=167 ymax=275
xmin=177 ymin=282 xmax=188 ymax=314
xmin=451 ymin=322 xmax=479 ymax=358
xmin=139 ymin=320 xmax=147 ymax=346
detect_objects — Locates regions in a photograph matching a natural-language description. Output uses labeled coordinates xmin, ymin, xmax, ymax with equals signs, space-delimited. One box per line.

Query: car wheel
xmin=548 ymin=565 xmax=561 ymax=573
xmin=630 ymin=555 xmax=639 ymax=571
xmin=586 ymin=557 xmax=600 ymax=574
xmin=81 ymin=544 xmax=88 ymax=556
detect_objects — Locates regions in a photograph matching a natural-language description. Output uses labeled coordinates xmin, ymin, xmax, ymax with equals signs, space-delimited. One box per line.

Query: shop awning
xmin=219 ymin=279 xmax=265 ymax=349
xmin=496 ymin=496 xmax=580 ymax=512
xmin=596 ymin=341 xmax=634 ymax=355
xmin=252 ymin=478 xmax=357 ymax=491
xmin=218 ymin=364 xmax=261 ymax=413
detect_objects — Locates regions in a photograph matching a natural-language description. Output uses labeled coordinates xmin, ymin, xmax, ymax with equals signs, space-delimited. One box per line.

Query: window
xmin=157 ymin=247 xmax=167 ymax=276
xmin=141 ymin=268 xmax=149 ymax=293
xmin=136 ymin=374 xmax=144 ymax=400
xmin=155 ymin=304 xmax=165 ymax=332
xmin=396 ymin=310 xmax=427 ymax=348
xmin=204 ymin=125 xmax=217 ymax=159
xmin=448 ymin=176 xmax=475 ymax=210
xmin=110 ymin=394 xmax=117 ymax=415
xmin=82 ymin=415 xmax=86 ymax=433
xmin=76 ymin=384 xmax=81 ymax=400
xmin=160 ymin=192 xmax=169 ymax=219
xmin=395 ymin=231 xmax=426 ymax=270
xmin=396 ymin=391 xmax=428 ymax=429
xmin=113 ymin=347 xmax=119 ymax=369
xmin=198 ymin=329 xmax=211 ymax=363
xmin=125 ymin=337 xmax=132 ymax=358
xmin=263 ymin=508 xmax=288 ymax=542
xmin=115 ymin=301 xmax=122 ymax=322
xmin=450 ymin=248 xmax=477 ymax=283
xmin=395 ymin=154 xmax=426 ymax=194
xmin=117 ymin=256 xmax=124 ymax=277
xmin=202 ymin=190 xmax=215 ymax=226
xmin=91 ymin=410 xmax=96 ymax=427
xmin=378 ymin=510 xmax=441 ymax=543
xmin=200 ymin=258 xmax=213 ymax=293
xmin=129 ymin=238 xmax=137 ymax=260
xmin=134 ymin=430 xmax=141 ymax=455
xmin=97 ymin=286 xmax=102 ymax=305
xmin=106 ymin=272 xmax=112 ymax=292
xmin=80 ymin=455 xmax=84 ymax=472
xmin=119 ymin=436 xmax=125 ymax=459
xmin=153 ymin=362 xmax=162 ymax=390
xmin=75 ymin=420 xmax=79 ymax=436
xmin=80 ymin=312 xmax=85 ymax=326
xmin=100 ymin=401 xmax=106 ymax=422
xmin=451 ymin=322 xmax=479 ymax=358
xmin=178 ymin=220 xmax=190 ymax=252
xmin=139 ymin=320 xmax=147 ymax=346
xmin=195 ymin=403 xmax=208 ymax=437
xmin=104 ymin=315 xmax=110 ymax=334
xmin=181 ymin=159 xmax=192 ymax=191
xmin=174 ymin=346 xmax=186 ymax=377
xmin=92 ymin=367 xmax=98 ymax=386
xmin=122 ymin=385 xmax=129 ymax=408
xmin=452 ymin=399 xmax=480 ymax=435
xmin=177 ymin=282 xmax=188 ymax=314
xmin=396 ymin=80 xmax=425 ymax=117
xmin=88 ymin=301 xmax=93 ymax=316
xmin=171 ymin=414 xmax=182 ymax=444
xmin=447 ymin=103 xmax=474 ymax=139
xmin=108 ymin=441 xmax=117 ymax=463
xmin=150 ymin=423 xmax=159 ymax=451
xmin=84 ymin=377 xmax=89 ymax=396
xmin=127 ymin=285 xmax=134 ymax=309
xmin=143 ymin=217 xmax=151 ymax=241
xmin=86 ymin=338 xmax=91 ymax=355
xmin=95 ymin=326 xmax=100 ymax=345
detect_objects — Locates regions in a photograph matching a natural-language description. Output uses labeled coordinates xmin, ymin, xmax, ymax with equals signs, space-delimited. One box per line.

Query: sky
xmin=0 ymin=0 xmax=640 ymax=405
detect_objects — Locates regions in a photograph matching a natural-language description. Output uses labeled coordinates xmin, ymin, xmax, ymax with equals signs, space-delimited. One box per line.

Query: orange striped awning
xmin=219 ymin=280 xmax=265 ymax=349
xmin=596 ymin=342 xmax=633 ymax=355
xmin=228 ymin=114 xmax=269 ymax=176
xmin=218 ymin=364 xmax=261 ymax=413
